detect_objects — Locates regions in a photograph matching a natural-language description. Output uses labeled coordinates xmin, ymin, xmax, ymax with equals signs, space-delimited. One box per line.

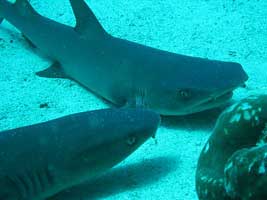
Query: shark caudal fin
xmin=69 ymin=0 xmax=107 ymax=38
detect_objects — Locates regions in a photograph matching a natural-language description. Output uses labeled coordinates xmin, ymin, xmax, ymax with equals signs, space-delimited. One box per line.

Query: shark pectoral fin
xmin=36 ymin=62 xmax=68 ymax=79
xmin=69 ymin=0 xmax=107 ymax=38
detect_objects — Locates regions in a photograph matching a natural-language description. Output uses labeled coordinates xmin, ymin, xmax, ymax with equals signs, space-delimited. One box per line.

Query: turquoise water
xmin=0 ymin=0 xmax=267 ymax=199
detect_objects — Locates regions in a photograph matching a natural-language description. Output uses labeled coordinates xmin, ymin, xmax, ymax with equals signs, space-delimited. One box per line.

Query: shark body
xmin=0 ymin=108 xmax=160 ymax=199
xmin=0 ymin=0 xmax=248 ymax=115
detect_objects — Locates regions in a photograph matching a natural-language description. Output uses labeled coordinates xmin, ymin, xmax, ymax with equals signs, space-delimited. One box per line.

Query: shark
xmin=0 ymin=0 xmax=248 ymax=115
xmin=0 ymin=108 xmax=160 ymax=199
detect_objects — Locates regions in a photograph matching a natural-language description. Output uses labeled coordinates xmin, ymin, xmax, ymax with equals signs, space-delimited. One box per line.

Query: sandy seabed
xmin=0 ymin=0 xmax=267 ymax=199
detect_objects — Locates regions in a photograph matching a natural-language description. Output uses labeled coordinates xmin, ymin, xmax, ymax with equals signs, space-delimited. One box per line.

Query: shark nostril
xmin=126 ymin=136 xmax=137 ymax=146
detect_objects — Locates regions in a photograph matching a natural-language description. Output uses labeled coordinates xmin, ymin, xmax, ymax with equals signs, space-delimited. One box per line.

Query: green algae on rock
xmin=196 ymin=95 xmax=267 ymax=200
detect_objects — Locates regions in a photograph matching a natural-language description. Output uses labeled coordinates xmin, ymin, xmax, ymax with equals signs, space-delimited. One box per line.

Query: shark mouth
xmin=203 ymin=91 xmax=233 ymax=106
xmin=191 ymin=90 xmax=234 ymax=113
xmin=207 ymin=82 xmax=246 ymax=102
xmin=199 ymin=82 xmax=247 ymax=109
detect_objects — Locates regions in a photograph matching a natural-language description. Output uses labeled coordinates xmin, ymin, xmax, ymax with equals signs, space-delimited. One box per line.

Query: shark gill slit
xmin=7 ymin=166 xmax=54 ymax=198
xmin=8 ymin=174 xmax=28 ymax=198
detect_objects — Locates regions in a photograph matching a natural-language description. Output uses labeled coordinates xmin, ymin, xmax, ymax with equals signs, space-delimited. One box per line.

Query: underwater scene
xmin=0 ymin=0 xmax=267 ymax=199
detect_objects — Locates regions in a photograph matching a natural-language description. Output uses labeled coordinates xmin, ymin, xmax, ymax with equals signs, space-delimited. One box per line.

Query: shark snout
xmin=138 ymin=109 xmax=161 ymax=140
xmin=86 ymin=109 xmax=160 ymax=173
xmin=201 ymin=62 xmax=248 ymax=105
xmin=121 ymin=108 xmax=161 ymax=140
xmin=219 ymin=62 xmax=248 ymax=89
xmin=108 ymin=108 xmax=161 ymax=154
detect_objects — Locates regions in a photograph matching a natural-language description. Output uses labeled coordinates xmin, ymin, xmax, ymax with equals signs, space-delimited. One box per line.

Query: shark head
xmin=0 ymin=108 xmax=160 ymax=200
xmin=55 ymin=108 xmax=160 ymax=186
xmin=141 ymin=61 xmax=248 ymax=115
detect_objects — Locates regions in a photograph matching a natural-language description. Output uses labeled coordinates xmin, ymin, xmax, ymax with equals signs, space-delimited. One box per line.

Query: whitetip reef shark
xmin=0 ymin=0 xmax=248 ymax=115
xmin=0 ymin=108 xmax=160 ymax=199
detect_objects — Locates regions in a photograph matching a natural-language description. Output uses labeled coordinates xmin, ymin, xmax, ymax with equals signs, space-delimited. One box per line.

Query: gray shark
xmin=0 ymin=0 xmax=248 ymax=115
xmin=0 ymin=108 xmax=160 ymax=200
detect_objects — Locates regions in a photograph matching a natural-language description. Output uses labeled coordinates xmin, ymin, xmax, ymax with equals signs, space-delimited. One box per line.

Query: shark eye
xmin=178 ymin=89 xmax=191 ymax=99
xmin=126 ymin=136 xmax=137 ymax=146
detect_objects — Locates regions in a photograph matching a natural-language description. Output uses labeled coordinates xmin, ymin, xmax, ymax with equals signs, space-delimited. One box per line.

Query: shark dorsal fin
xmin=14 ymin=0 xmax=38 ymax=16
xmin=69 ymin=0 xmax=107 ymax=38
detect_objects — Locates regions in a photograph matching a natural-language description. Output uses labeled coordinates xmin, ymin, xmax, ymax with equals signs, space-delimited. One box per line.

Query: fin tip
xmin=70 ymin=0 xmax=106 ymax=36
xmin=36 ymin=62 xmax=67 ymax=79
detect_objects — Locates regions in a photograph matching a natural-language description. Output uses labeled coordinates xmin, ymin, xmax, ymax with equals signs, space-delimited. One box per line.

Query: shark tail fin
xmin=69 ymin=0 xmax=107 ymax=38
